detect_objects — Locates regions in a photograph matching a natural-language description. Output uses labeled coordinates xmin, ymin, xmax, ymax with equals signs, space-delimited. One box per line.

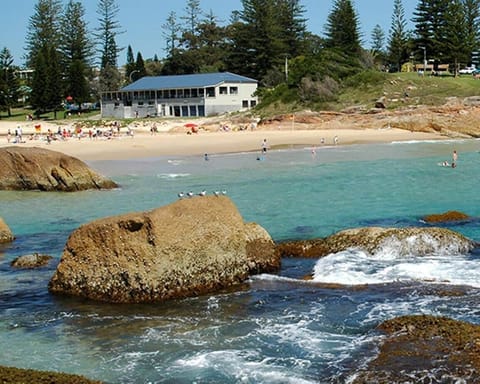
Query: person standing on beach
xmin=261 ymin=138 xmax=268 ymax=153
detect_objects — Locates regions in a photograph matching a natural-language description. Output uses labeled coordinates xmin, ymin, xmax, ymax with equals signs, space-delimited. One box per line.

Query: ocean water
xmin=1 ymin=138 xmax=480 ymax=383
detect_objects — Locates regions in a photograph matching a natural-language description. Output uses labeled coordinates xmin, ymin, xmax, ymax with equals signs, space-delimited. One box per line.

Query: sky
xmin=1 ymin=0 xmax=418 ymax=67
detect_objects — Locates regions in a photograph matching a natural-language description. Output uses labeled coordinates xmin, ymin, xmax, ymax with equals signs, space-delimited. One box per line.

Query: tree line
xmin=1 ymin=0 xmax=480 ymax=117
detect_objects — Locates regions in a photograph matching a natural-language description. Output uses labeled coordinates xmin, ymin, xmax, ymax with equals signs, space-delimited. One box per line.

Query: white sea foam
xmin=312 ymin=249 xmax=480 ymax=287
xmin=156 ymin=173 xmax=190 ymax=179
xmin=173 ymin=349 xmax=316 ymax=384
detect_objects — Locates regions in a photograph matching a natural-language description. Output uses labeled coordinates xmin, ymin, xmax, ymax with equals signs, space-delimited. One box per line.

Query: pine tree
xmin=442 ymin=0 xmax=469 ymax=72
xmin=125 ymin=45 xmax=136 ymax=82
xmin=134 ymin=52 xmax=147 ymax=79
xmin=324 ymin=0 xmax=361 ymax=56
xmin=26 ymin=0 xmax=63 ymax=116
xmin=463 ymin=0 xmax=480 ymax=66
xmin=60 ymin=0 xmax=93 ymax=106
xmin=412 ymin=0 xmax=450 ymax=62
xmin=25 ymin=0 xmax=63 ymax=67
xmin=162 ymin=11 xmax=181 ymax=58
xmin=0 ymin=48 xmax=20 ymax=117
xmin=30 ymin=46 xmax=63 ymax=117
xmin=371 ymin=24 xmax=385 ymax=54
xmin=181 ymin=0 xmax=202 ymax=45
xmin=388 ymin=0 xmax=409 ymax=72
xmin=95 ymin=0 xmax=122 ymax=92
xmin=225 ymin=0 xmax=307 ymax=82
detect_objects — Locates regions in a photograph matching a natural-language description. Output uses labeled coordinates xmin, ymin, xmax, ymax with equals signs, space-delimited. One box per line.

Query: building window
xmin=189 ymin=105 xmax=197 ymax=116
xmin=174 ymin=106 xmax=181 ymax=117
xmin=191 ymin=88 xmax=198 ymax=97
xmin=242 ymin=100 xmax=249 ymax=108
xmin=206 ymin=87 xmax=215 ymax=97
xmin=198 ymin=105 xmax=205 ymax=116
xmin=219 ymin=86 xmax=228 ymax=95
xmin=230 ymin=86 xmax=238 ymax=95
xmin=181 ymin=106 xmax=189 ymax=116
xmin=250 ymin=100 xmax=256 ymax=107
xmin=184 ymin=89 xmax=191 ymax=98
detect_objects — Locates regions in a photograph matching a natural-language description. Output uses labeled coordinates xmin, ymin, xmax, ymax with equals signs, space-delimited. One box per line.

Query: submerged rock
xmin=277 ymin=226 xmax=475 ymax=258
xmin=11 ymin=253 xmax=53 ymax=268
xmin=49 ymin=196 xmax=279 ymax=303
xmin=422 ymin=210 xmax=470 ymax=223
xmin=350 ymin=315 xmax=480 ymax=383
xmin=0 ymin=217 xmax=14 ymax=244
xmin=0 ymin=146 xmax=117 ymax=191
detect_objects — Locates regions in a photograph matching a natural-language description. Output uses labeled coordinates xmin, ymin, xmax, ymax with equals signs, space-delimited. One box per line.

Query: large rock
xmin=49 ymin=196 xmax=279 ymax=303
xmin=350 ymin=315 xmax=480 ymax=382
xmin=0 ymin=146 xmax=117 ymax=191
xmin=277 ymin=226 xmax=475 ymax=258
xmin=0 ymin=217 xmax=14 ymax=244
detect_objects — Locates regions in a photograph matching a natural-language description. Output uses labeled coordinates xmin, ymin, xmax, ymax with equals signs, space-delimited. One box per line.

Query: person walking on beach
xmin=261 ymin=138 xmax=268 ymax=153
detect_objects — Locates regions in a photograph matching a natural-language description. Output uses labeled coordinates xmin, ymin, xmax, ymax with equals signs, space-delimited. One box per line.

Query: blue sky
xmin=1 ymin=0 xmax=418 ymax=66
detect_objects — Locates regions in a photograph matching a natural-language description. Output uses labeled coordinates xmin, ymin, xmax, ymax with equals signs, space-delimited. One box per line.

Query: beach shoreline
xmin=0 ymin=120 xmax=448 ymax=161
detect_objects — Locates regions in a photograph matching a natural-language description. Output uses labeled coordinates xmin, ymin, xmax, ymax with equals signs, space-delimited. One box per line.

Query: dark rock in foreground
xmin=0 ymin=217 xmax=14 ymax=244
xmin=350 ymin=315 xmax=480 ymax=383
xmin=0 ymin=365 xmax=102 ymax=384
xmin=0 ymin=146 xmax=117 ymax=191
xmin=49 ymin=196 xmax=279 ymax=303
xmin=277 ymin=226 xmax=475 ymax=258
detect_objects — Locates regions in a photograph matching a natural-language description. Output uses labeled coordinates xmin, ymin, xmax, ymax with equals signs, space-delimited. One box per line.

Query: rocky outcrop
xmin=423 ymin=210 xmax=470 ymax=223
xmin=0 ymin=365 xmax=102 ymax=384
xmin=0 ymin=146 xmax=117 ymax=191
xmin=11 ymin=253 xmax=53 ymax=268
xmin=49 ymin=196 xmax=279 ymax=303
xmin=0 ymin=217 xmax=14 ymax=244
xmin=277 ymin=226 xmax=475 ymax=258
xmin=350 ymin=315 xmax=480 ymax=383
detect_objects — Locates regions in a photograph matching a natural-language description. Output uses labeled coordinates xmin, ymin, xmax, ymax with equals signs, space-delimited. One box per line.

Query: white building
xmin=101 ymin=72 xmax=258 ymax=119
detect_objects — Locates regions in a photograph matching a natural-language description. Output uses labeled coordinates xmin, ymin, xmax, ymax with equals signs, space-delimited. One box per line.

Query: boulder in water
xmin=49 ymin=196 xmax=279 ymax=303
xmin=0 ymin=146 xmax=117 ymax=191
xmin=11 ymin=253 xmax=53 ymax=268
xmin=0 ymin=217 xmax=14 ymax=244
xmin=277 ymin=226 xmax=475 ymax=258
xmin=422 ymin=210 xmax=470 ymax=223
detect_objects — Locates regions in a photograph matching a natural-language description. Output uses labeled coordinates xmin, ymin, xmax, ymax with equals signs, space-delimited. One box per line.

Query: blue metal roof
xmin=121 ymin=72 xmax=257 ymax=91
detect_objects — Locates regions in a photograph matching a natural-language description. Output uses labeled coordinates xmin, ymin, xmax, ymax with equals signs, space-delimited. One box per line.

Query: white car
xmin=459 ymin=66 xmax=476 ymax=74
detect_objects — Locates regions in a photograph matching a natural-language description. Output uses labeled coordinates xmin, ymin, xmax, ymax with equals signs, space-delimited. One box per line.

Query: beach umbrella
xmin=184 ymin=123 xmax=197 ymax=128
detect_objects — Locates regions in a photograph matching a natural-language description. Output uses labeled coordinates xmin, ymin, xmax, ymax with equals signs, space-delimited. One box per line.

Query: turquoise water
xmin=1 ymin=139 xmax=480 ymax=383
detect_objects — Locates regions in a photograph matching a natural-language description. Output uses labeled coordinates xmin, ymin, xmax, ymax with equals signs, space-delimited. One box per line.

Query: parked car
xmin=459 ymin=65 xmax=476 ymax=74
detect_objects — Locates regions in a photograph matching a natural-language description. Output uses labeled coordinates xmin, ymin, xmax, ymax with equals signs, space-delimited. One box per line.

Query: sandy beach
xmin=0 ymin=119 xmax=447 ymax=161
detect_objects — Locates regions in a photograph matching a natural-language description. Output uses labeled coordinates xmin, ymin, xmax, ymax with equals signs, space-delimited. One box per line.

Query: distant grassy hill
xmin=256 ymin=71 xmax=480 ymax=117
